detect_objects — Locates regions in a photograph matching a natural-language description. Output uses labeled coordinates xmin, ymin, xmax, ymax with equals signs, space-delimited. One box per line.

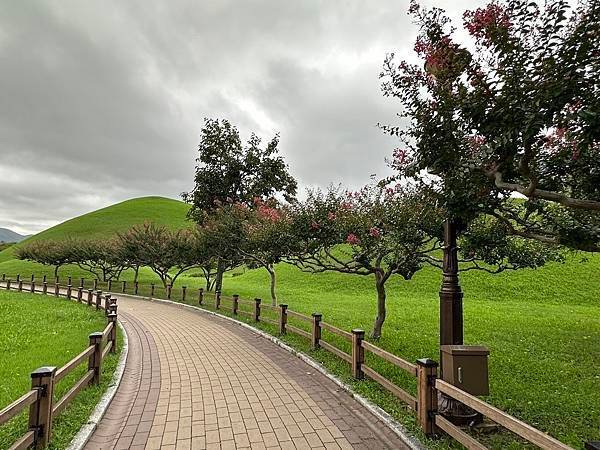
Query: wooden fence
xmin=0 ymin=274 xmax=584 ymax=449
xmin=0 ymin=279 xmax=117 ymax=450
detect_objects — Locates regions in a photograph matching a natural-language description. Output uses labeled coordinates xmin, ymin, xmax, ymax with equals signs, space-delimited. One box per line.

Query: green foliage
xmin=183 ymin=118 xmax=297 ymax=223
xmin=381 ymin=0 xmax=600 ymax=252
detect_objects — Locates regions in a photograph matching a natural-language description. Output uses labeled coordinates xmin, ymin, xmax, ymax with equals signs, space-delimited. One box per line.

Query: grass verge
xmin=0 ymin=290 xmax=122 ymax=449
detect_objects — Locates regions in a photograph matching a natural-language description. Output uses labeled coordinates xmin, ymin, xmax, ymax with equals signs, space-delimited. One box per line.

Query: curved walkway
xmin=85 ymin=295 xmax=410 ymax=450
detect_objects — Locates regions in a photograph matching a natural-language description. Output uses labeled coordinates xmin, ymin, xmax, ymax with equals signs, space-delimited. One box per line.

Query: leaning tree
xmin=182 ymin=118 xmax=297 ymax=291
xmin=380 ymin=0 xmax=600 ymax=252
xmin=287 ymin=183 xmax=555 ymax=338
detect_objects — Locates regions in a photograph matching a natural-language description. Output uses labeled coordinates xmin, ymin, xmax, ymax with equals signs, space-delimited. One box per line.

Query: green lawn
xmin=0 ymin=290 xmax=121 ymax=449
xmin=0 ymin=195 xmax=597 ymax=448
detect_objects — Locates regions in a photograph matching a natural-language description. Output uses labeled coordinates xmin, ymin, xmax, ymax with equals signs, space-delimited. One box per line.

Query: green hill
xmin=0 ymin=196 xmax=190 ymax=264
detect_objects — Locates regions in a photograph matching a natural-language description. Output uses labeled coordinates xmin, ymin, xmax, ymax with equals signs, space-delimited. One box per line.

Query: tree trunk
xmin=215 ymin=258 xmax=225 ymax=292
xmin=54 ymin=265 xmax=60 ymax=279
xmin=371 ymin=272 xmax=387 ymax=340
xmin=133 ymin=266 xmax=139 ymax=284
xmin=267 ymin=264 xmax=277 ymax=306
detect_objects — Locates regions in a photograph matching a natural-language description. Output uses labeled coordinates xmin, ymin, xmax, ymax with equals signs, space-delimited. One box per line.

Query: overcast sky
xmin=0 ymin=0 xmax=481 ymax=235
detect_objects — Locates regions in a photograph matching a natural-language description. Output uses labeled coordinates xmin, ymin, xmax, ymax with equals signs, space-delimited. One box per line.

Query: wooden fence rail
xmin=0 ymin=280 xmax=117 ymax=449
xmin=1 ymin=274 xmax=585 ymax=449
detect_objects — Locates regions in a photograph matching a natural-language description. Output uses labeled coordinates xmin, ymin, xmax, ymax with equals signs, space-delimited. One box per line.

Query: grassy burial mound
xmin=0 ymin=196 xmax=191 ymax=274
xmin=0 ymin=289 xmax=121 ymax=449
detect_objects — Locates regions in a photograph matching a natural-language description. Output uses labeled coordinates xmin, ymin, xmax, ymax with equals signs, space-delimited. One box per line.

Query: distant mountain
xmin=0 ymin=228 xmax=28 ymax=243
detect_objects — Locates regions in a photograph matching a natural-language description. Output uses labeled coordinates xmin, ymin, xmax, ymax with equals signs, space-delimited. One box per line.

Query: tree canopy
xmin=380 ymin=0 xmax=600 ymax=252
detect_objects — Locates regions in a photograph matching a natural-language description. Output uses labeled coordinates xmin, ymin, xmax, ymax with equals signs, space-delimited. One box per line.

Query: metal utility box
xmin=441 ymin=345 xmax=490 ymax=396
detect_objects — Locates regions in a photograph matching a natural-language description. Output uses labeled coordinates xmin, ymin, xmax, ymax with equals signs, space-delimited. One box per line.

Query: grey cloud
xmin=0 ymin=0 xmax=482 ymax=234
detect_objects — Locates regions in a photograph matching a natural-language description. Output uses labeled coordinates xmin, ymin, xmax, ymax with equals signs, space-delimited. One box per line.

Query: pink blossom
xmin=464 ymin=4 xmax=511 ymax=41
xmin=393 ymin=148 xmax=408 ymax=166
xmin=257 ymin=204 xmax=281 ymax=222
xmin=310 ymin=221 xmax=321 ymax=230
xmin=327 ymin=212 xmax=336 ymax=221
xmin=340 ymin=201 xmax=352 ymax=210
xmin=346 ymin=233 xmax=360 ymax=245
xmin=369 ymin=227 xmax=381 ymax=238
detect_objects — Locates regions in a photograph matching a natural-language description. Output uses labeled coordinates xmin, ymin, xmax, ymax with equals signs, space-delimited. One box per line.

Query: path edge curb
xmin=117 ymin=292 xmax=426 ymax=450
xmin=66 ymin=319 xmax=130 ymax=450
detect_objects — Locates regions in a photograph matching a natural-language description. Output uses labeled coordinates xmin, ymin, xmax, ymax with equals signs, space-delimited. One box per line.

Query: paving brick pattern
xmin=85 ymin=296 xmax=409 ymax=449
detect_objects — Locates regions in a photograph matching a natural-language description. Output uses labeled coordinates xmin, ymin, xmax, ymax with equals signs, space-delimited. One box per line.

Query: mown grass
xmin=0 ymin=290 xmax=122 ymax=449
xmin=0 ymin=195 xmax=597 ymax=448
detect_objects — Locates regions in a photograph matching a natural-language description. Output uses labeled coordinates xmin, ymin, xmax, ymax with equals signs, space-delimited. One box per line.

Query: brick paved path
xmin=85 ymin=296 xmax=410 ymax=450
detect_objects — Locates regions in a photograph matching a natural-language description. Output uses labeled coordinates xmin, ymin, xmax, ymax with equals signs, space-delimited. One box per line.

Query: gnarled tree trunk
xmin=371 ymin=270 xmax=387 ymax=339
xmin=267 ymin=263 xmax=277 ymax=306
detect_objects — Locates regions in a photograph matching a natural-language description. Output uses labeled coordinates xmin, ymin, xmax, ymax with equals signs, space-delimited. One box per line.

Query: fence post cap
xmin=351 ymin=329 xmax=365 ymax=336
xmin=108 ymin=312 xmax=117 ymax=320
xmin=280 ymin=303 xmax=288 ymax=308
xmin=233 ymin=294 xmax=239 ymax=298
xmin=31 ymin=366 xmax=57 ymax=378
xmin=254 ymin=297 xmax=261 ymax=303
xmin=312 ymin=312 xmax=322 ymax=318
xmin=199 ymin=287 xmax=204 ymax=291
xmin=183 ymin=285 xmax=187 ymax=288
xmin=416 ymin=358 xmax=439 ymax=368
xmin=89 ymin=331 xmax=103 ymax=340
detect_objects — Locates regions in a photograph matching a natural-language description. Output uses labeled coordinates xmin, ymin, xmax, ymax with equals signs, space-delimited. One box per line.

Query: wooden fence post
xmin=416 ymin=358 xmax=439 ymax=436
xmin=88 ymin=332 xmax=103 ymax=384
xmin=182 ymin=286 xmax=187 ymax=302
xmin=351 ymin=329 xmax=365 ymax=379
xmin=87 ymin=289 xmax=93 ymax=306
xmin=108 ymin=313 xmax=117 ymax=354
xmin=198 ymin=288 xmax=204 ymax=305
xmin=31 ymin=281 xmax=36 ymax=293
xmin=16 ymin=274 xmax=20 ymax=282
xmin=80 ymin=277 xmax=84 ymax=288
xmin=77 ymin=287 xmax=83 ymax=302
xmin=1 ymin=273 xmax=4 ymax=281
xmin=134 ymin=281 xmax=139 ymax=295
xmin=254 ymin=298 xmax=261 ymax=322
xmin=93 ymin=279 xmax=98 ymax=290
xmin=279 ymin=304 xmax=288 ymax=334
xmin=6 ymin=279 xmax=10 ymax=291
xmin=31 ymin=274 xmax=35 ymax=282
xmin=43 ymin=282 xmax=48 ymax=295
xmin=109 ymin=297 xmax=118 ymax=315
xmin=104 ymin=294 xmax=111 ymax=315
xmin=96 ymin=290 xmax=103 ymax=310
xmin=150 ymin=283 xmax=155 ymax=298
xmin=29 ymin=366 xmax=56 ymax=449
xmin=66 ymin=284 xmax=72 ymax=299
xmin=121 ymin=280 xmax=126 ymax=293
xmin=215 ymin=290 xmax=221 ymax=309
xmin=232 ymin=294 xmax=239 ymax=315
xmin=167 ymin=284 xmax=172 ymax=299
xmin=67 ymin=276 xmax=71 ymax=286
xmin=42 ymin=275 xmax=47 ymax=283
xmin=311 ymin=313 xmax=322 ymax=349
xmin=18 ymin=280 xmax=23 ymax=292
xmin=54 ymin=283 xmax=60 ymax=297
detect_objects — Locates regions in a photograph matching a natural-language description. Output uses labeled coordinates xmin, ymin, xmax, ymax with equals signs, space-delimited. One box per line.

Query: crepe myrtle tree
xmin=381 ymin=0 xmax=600 ymax=252
xmin=201 ymin=199 xmax=295 ymax=305
xmin=15 ymin=239 xmax=76 ymax=278
xmin=288 ymin=183 xmax=557 ymax=339
xmin=182 ymin=118 xmax=298 ymax=292
xmin=69 ymin=238 xmax=128 ymax=281
xmin=118 ymin=222 xmax=209 ymax=288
